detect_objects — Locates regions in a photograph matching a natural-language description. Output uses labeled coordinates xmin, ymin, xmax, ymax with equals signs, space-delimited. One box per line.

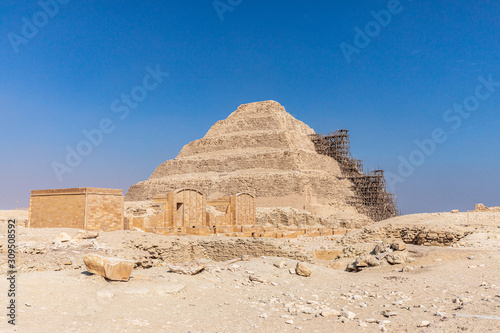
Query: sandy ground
xmin=1 ymin=211 xmax=500 ymax=332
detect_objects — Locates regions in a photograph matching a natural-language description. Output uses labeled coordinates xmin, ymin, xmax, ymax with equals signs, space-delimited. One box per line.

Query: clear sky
xmin=1 ymin=0 xmax=499 ymax=213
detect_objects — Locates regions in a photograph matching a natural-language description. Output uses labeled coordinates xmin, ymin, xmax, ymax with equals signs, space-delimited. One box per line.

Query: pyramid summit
xmin=125 ymin=101 xmax=375 ymax=224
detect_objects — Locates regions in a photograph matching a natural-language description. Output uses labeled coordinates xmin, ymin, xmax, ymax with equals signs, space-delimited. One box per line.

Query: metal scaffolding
xmin=310 ymin=130 xmax=399 ymax=221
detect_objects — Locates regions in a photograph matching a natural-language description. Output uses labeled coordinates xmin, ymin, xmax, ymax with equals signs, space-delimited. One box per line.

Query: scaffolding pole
xmin=310 ymin=130 xmax=399 ymax=221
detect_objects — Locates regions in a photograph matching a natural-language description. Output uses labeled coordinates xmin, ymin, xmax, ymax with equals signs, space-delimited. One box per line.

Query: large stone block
xmin=84 ymin=254 xmax=134 ymax=281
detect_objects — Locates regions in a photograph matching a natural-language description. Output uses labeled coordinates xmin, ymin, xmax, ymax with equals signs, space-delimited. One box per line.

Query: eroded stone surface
xmin=84 ymin=254 xmax=134 ymax=281
xmin=296 ymin=262 xmax=312 ymax=277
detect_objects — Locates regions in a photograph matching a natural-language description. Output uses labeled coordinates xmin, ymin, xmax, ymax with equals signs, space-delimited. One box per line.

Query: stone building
xmin=28 ymin=187 xmax=124 ymax=231
xmin=127 ymin=189 xmax=255 ymax=235
xmin=207 ymin=193 xmax=255 ymax=226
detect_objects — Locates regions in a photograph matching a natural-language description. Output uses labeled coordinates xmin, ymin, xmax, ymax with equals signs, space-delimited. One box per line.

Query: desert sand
xmin=1 ymin=210 xmax=499 ymax=332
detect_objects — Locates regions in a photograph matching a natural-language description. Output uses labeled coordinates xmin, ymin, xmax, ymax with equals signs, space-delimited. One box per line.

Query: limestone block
xmin=84 ymin=254 xmax=134 ymax=281
xmin=296 ymin=262 xmax=312 ymax=277
xmin=390 ymin=240 xmax=406 ymax=251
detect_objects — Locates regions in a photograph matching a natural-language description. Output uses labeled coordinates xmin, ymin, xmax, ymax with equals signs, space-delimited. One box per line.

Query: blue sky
xmin=1 ymin=0 xmax=499 ymax=213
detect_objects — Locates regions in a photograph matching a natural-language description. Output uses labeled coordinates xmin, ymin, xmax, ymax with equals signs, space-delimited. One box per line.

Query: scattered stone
xmin=329 ymin=262 xmax=343 ymax=270
xmin=259 ymin=313 xmax=268 ymax=318
xmin=382 ymin=310 xmax=397 ymax=317
xmin=354 ymin=256 xmax=369 ymax=268
xmin=418 ymin=320 xmax=431 ymax=327
xmin=289 ymin=268 xmax=296 ymax=274
xmin=341 ymin=310 xmax=356 ymax=320
xmin=320 ymin=309 xmax=340 ymax=317
xmin=391 ymin=240 xmax=406 ymax=251
xmin=285 ymin=320 xmax=294 ymax=325
xmin=376 ymin=251 xmax=390 ymax=261
xmin=168 ymin=262 xmax=205 ymax=275
xmin=75 ymin=230 xmax=99 ymax=239
xmin=228 ymin=264 xmax=240 ymax=272
xmin=53 ymin=232 xmax=72 ymax=243
xmin=275 ymin=260 xmax=287 ymax=269
xmin=451 ymin=209 xmax=459 ymax=213
xmin=367 ymin=256 xmax=382 ymax=267
xmin=241 ymin=255 xmax=250 ymax=261
xmin=249 ymin=275 xmax=265 ymax=283
xmin=301 ymin=307 xmax=317 ymax=315
xmin=372 ymin=243 xmax=387 ymax=255
xmin=435 ymin=311 xmax=446 ymax=318
xmin=400 ymin=266 xmax=413 ymax=272
xmin=295 ymin=262 xmax=312 ymax=277
xmin=386 ymin=252 xmax=407 ymax=265
xmin=84 ymin=254 xmax=134 ymax=281
xmin=346 ymin=262 xmax=357 ymax=272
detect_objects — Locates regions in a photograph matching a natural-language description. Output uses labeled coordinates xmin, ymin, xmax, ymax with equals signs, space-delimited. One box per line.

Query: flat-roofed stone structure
xmin=28 ymin=187 xmax=124 ymax=231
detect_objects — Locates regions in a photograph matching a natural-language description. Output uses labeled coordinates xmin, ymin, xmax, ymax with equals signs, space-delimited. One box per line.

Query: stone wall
xmin=29 ymin=188 xmax=124 ymax=231
xmin=85 ymin=191 xmax=124 ymax=231
xmin=342 ymin=225 xmax=470 ymax=247
xmin=29 ymin=189 xmax=86 ymax=229
xmin=128 ymin=237 xmax=314 ymax=268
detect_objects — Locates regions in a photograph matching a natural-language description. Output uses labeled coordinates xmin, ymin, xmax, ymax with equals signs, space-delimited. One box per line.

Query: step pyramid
xmin=125 ymin=100 xmax=369 ymax=223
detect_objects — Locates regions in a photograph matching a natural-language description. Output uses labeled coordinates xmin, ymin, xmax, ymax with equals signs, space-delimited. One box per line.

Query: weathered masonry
xmin=28 ymin=187 xmax=124 ymax=231
xmin=128 ymin=189 xmax=255 ymax=235
xmin=207 ymin=193 xmax=255 ymax=226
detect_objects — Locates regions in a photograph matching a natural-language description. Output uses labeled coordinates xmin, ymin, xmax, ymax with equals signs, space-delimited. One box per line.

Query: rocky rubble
xmin=342 ymin=240 xmax=410 ymax=272
xmin=342 ymin=223 xmax=470 ymax=246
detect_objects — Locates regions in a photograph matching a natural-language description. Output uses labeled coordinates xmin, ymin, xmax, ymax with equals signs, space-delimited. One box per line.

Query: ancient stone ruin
xmin=28 ymin=187 xmax=124 ymax=231
xmin=125 ymin=188 xmax=348 ymax=238
xmin=127 ymin=189 xmax=256 ymax=235
xmin=126 ymin=100 xmax=398 ymax=225
xmin=28 ymin=101 xmax=398 ymax=236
